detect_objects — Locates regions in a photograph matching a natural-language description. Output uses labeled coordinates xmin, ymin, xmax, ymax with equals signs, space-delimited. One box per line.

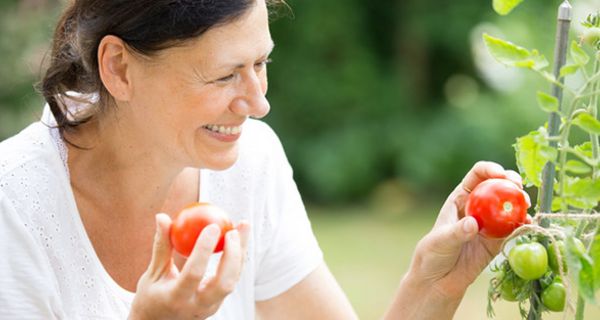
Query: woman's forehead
xmin=178 ymin=0 xmax=272 ymax=65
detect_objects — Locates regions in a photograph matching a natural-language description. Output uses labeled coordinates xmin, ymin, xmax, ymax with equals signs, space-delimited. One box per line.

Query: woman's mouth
xmin=202 ymin=124 xmax=243 ymax=142
xmin=202 ymin=124 xmax=242 ymax=135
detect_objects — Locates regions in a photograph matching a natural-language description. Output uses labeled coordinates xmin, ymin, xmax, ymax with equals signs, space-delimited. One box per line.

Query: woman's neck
xmin=64 ymin=118 xmax=184 ymax=222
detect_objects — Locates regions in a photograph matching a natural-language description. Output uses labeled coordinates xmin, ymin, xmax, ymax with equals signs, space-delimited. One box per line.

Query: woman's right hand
xmin=129 ymin=213 xmax=250 ymax=320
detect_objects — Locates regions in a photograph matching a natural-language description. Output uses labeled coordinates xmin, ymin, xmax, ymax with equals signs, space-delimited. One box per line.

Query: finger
xmin=522 ymin=190 xmax=532 ymax=208
xmin=461 ymin=161 xmax=506 ymax=193
xmin=177 ymin=224 xmax=221 ymax=295
xmin=236 ymin=220 xmax=251 ymax=260
xmin=147 ymin=213 xmax=173 ymax=280
xmin=199 ymin=229 xmax=243 ymax=303
xmin=504 ymin=170 xmax=523 ymax=188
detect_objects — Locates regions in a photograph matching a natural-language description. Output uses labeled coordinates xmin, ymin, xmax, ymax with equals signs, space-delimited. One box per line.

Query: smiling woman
xmin=0 ymin=0 xmax=532 ymax=319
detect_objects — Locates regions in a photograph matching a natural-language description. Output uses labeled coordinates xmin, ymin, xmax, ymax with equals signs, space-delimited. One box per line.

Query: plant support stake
xmin=529 ymin=2 xmax=572 ymax=320
xmin=538 ymin=0 xmax=571 ymax=222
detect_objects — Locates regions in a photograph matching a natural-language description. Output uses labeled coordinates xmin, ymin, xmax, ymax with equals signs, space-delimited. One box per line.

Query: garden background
xmin=1 ymin=0 xmax=599 ymax=318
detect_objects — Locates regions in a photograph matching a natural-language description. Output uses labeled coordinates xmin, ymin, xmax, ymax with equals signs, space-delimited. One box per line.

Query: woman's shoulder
xmin=238 ymin=119 xmax=288 ymax=165
xmin=242 ymin=118 xmax=281 ymax=146
xmin=0 ymin=122 xmax=68 ymax=206
xmin=0 ymin=122 xmax=60 ymax=178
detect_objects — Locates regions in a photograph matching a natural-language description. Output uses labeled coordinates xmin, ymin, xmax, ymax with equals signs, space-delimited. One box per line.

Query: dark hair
xmin=40 ymin=0 xmax=274 ymax=138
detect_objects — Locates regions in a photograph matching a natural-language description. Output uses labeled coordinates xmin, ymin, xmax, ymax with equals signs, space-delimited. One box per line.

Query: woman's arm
xmin=257 ymin=161 xmax=530 ymax=320
xmin=256 ymin=262 xmax=359 ymax=320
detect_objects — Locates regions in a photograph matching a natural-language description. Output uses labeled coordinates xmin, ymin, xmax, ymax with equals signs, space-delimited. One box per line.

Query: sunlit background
xmin=1 ymin=0 xmax=599 ymax=318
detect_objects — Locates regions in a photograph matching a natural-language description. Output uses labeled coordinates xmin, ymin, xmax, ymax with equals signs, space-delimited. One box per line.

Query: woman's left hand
xmin=408 ymin=161 xmax=531 ymax=299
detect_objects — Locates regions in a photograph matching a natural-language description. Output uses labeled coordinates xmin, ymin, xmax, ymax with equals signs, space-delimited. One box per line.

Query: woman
xmin=0 ymin=0 xmax=529 ymax=319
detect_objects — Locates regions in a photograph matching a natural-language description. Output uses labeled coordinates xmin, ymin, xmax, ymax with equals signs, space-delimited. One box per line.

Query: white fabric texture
xmin=0 ymin=110 xmax=323 ymax=319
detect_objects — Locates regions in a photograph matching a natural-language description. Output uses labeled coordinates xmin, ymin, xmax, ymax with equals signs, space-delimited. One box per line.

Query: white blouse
xmin=0 ymin=110 xmax=322 ymax=319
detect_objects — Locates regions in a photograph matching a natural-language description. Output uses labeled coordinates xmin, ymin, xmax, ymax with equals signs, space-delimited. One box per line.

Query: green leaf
xmin=560 ymin=64 xmax=580 ymax=77
xmin=572 ymin=113 xmax=600 ymax=135
xmin=551 ymin=197 xmax=564 ymax=211
xmin=562 ymin=177 xmax=600 ymax=209
xmin=575 ymin=142 xmax=594 ymax=158
xmin=566 ymin=236 xmax=597 ymax=303
xmin=564 ymin=159 xmax=592 ymax=175
xmin=571 ymin=41 xmax=590 ymax=66
xmin=492 ymin=0 xmax=525 ymax=16
xmin=590 ymin=233 xmax=600 ymax=291
xmin=536 ymin=91 xmax=559 ymax=113
xmin=528 ymin=50 xmax=549 ymax=71
xmin=514 ymin=129 xmax=557 ymax=187
xmin=482 ymin=34 xmax=549 ymax=71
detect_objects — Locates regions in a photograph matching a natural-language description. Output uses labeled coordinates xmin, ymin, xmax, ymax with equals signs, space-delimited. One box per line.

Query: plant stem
xmin=590 ymin=58 xmax=600 ymax=179
xmin=575 ymin=296 xmax=585 ymax=320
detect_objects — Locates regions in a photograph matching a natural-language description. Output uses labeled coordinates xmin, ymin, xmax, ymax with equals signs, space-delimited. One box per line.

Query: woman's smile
xmin=201 ymin=122 xmax=244 ymax=142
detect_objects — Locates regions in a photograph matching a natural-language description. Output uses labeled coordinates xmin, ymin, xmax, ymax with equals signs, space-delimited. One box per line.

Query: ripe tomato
xmin=466 ymin=178 xmax=529 ymax=238
xmin=548 ymin=238 xmax=585 ymax=273
xmin=509 ymin=242 xmax=548 ymax=280
xmin=541 ymin=281 xmax=566 ymax=312
xmin=170 ymin=202 xmax=233 ymax=257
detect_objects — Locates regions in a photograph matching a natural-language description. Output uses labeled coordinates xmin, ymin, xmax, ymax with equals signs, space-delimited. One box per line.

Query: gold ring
xmin=462 ymin=183 xmax=472 ymax=193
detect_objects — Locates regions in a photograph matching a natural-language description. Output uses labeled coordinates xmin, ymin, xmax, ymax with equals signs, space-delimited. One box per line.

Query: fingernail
xmin=463 ymin=217 xmax=478 ymax=234
xmin=227 ymin=229 xmax=240 ymax=242
xmin=203 ymin=224 xmax=220 ymax=239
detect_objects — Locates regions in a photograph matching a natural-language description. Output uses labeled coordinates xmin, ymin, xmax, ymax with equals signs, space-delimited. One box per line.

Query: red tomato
xmin=466 ymin=178 xmax=528 ymax=238
xmin=170 ymin=202 xmax=233 ymax=257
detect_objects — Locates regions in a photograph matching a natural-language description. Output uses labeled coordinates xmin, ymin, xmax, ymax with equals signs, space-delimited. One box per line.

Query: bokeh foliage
xmin=0 ymin=0 xmax=562 ymax=204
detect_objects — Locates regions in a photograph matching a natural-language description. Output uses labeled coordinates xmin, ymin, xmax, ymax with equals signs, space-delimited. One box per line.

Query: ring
xmin=462 ymin=183 xmax=472 ymax=193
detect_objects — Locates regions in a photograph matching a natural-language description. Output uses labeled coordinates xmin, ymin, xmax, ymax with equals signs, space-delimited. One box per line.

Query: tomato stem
xmin=503 ymin=201 xmax=513 ymax=213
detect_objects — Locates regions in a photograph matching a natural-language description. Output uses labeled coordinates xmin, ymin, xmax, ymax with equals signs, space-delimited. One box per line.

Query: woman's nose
xmin=231 ymin=74 xmax=270 ymax=119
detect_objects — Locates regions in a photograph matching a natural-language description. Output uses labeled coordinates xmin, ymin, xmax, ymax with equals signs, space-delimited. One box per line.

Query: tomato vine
xmin=483 ymin=1 xmax=600 ymax=319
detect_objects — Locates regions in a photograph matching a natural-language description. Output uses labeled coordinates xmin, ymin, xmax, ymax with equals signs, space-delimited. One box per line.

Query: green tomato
xmin=509 ymin=242 xmax=548 ymax=280
xmin=500 ymin=277 xmax=525 ymax=302
xmin=500 ymin=280 xmax=519 ymax=302
xmin=541 ymin=282 xmax=566 ymax=312
xmin=548 ymin=238 xmax=585 ymax=273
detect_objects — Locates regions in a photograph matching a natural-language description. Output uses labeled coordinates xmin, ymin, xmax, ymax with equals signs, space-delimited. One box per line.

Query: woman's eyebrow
xmin=221 ymin=40 xmax=275 ymax=70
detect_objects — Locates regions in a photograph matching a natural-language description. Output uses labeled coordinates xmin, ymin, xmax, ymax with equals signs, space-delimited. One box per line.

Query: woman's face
xmin=125 ymin=0 xmax=273 ymax=170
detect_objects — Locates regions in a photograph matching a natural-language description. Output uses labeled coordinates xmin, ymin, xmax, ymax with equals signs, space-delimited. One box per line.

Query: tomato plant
xmin=466 ymin=178 xmax=529 ymax=238
xmin=170 ymin=202 xmax=233 ymax=257
xmin=483 ymin=1 xmax=600 ymax=319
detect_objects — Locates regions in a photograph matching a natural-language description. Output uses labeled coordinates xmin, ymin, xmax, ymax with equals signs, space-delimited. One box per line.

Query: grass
xmin=308 ymin=203 xmax=600 ymax=320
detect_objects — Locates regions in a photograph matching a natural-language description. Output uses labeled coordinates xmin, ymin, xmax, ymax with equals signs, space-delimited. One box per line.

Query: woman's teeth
xmin=204 ymin=124 xmax=242 ymax=135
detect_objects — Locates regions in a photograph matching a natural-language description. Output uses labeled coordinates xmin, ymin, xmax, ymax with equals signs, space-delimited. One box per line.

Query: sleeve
xmin=253 ymin=125 xmax=324 ymax=301
xmin=0 ymin=193 xmax=65 ymax=319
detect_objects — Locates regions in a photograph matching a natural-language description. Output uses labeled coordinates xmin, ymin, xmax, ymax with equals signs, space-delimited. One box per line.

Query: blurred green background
xmin=2 ymin=0 xmax=600 ymax=319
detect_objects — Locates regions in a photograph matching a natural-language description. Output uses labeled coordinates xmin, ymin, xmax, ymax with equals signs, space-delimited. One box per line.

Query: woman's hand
xmin=411 ymin=161 xmax=531 ymax=298
xmin=384 ymin=161 xmax=531 ymax=320
xmin=129 ymin=213 xmax=250 ymax=320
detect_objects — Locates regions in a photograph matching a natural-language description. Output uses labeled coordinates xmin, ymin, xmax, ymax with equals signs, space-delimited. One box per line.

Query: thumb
xmin=427 ymin=216 xmax=479 ymax=255
xmin=146 ymin=213 xmax=173 ymax=280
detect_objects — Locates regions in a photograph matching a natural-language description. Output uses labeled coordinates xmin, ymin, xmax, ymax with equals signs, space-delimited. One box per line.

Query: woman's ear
xmin=97 ymin=35 xmax=133 ymax=101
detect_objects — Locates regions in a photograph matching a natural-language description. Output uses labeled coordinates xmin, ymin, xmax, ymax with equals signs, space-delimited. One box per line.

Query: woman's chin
xmin=197 ymin=150 xmax=239 ymax=171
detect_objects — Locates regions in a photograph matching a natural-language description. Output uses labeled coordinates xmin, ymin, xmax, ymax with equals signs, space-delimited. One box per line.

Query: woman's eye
xmin=216 ymin=74 xmax=235 ymax=82
xmin=255 ymin=58 xmax=272 ymax=70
